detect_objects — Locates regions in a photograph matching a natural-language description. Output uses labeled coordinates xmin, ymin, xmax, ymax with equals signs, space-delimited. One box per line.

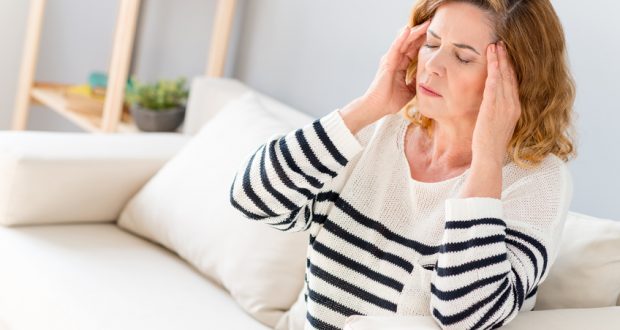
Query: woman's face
xmin=416 ymin=2 xmax=496 ymax=122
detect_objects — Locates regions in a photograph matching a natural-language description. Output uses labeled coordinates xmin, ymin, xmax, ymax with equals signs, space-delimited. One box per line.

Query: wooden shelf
xmin=30 ymin=82 xmax=138 ymax=133
xmin=13 ymin=0 xmax=237 ymax=133
xmin=12 ymin=0 xmax=142 ymax=133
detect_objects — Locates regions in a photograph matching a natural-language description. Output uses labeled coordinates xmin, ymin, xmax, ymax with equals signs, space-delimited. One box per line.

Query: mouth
xmin=418 ymin=83 xmax=442 ymax=97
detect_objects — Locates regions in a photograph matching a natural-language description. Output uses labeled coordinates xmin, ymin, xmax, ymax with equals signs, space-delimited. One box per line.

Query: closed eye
xmin=456 ymin=56 xmax=471 ymax=64
xmin=423 ymin=44 xmax=471 ymax=64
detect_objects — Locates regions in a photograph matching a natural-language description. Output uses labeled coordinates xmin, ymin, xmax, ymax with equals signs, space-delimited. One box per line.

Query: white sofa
xmin=0 ymin=77 xmax=619 ymax=330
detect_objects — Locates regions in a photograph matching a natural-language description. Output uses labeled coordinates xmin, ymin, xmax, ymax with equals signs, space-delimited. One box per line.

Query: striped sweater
xmin=229 ymin=108 xmax=573 ymax=330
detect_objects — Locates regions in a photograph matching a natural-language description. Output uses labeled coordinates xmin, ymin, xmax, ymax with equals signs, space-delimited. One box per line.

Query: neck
xmin=420 ymin=118 xmax=475 ymax=170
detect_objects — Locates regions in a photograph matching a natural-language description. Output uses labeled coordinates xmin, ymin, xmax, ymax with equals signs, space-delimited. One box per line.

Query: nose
xmin=423 ymin=49 xmax=446 ymax=78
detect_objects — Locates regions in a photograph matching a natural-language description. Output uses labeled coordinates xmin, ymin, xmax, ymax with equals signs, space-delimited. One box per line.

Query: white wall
xmin=550 ymin=0 xmax=620 ymax=221
xmin=0 ymin=0 xmax=242 ymax=132
xmin=232 ymin=0 xmax=620 ymax=220
xmin=0 ymin=0 xmax=618 ymax=220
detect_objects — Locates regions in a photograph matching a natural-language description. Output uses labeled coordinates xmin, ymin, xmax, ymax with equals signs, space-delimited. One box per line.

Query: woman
xmin=229 ymin=0 xmax=577 ymax=329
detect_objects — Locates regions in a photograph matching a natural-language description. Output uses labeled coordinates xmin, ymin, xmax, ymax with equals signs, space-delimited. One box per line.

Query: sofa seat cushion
xmin=0 ymin=223 xmax=268 ymax=330
xmin=342 ymin=307 xmax=620 ymax=330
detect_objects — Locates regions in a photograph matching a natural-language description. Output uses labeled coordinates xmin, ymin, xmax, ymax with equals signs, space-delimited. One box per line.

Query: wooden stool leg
xmin=12 ymin=0 xmax=47 ymax=131
xmin=101 ymin=0 xmax=141 ymax=133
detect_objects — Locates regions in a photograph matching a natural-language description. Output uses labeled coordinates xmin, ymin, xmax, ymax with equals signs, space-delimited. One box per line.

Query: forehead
xmin=430 ymin=2 xmax=496 ymax=44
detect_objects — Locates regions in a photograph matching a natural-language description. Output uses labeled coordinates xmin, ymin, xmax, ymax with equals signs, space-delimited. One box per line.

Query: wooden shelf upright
xmin=12 ymin=0 xmax=238 ymax=133
xmin=12 ymin=0 xmax=142 ymax=133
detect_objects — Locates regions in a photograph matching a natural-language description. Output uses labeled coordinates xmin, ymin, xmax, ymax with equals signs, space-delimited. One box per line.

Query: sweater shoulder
xmin=501 ymin=154 xmax=573 ymax=225
xmin=503 ymin=153 xmax=571 ymax=189
xmin=345 ymin=111 xmax=405 ymax=149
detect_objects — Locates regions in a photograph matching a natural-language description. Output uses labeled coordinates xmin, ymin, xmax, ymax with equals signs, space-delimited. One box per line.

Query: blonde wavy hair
xmin=399 ymin=0 xmax=578 ymax=168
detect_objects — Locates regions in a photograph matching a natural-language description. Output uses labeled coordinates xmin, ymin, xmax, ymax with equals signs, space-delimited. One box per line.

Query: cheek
xmin=415 ymin=48 xmax=487 ymax=107
xmin=415 ymin=48 xmax=431 ymax=78
xmin=448 ymin=70 xmax=487 ymax=105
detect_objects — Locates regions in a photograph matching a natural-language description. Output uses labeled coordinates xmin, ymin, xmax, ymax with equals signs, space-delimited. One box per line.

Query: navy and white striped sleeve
xmin=429 ymin=161 xmax=573 ymax=330
xmin=229 ymin=108 xmax=366 ymax=232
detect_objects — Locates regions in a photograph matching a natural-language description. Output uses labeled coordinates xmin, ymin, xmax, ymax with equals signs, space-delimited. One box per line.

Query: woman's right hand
xmin=362 ymin=20 xmax=431 ymax=118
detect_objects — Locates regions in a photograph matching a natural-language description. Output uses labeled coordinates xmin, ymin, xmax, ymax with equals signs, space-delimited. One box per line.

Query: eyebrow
xmin=428 ymin=29 xmax=481 ymax=56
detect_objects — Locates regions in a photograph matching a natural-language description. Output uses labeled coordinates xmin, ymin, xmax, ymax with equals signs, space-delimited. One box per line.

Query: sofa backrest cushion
xmin=182 ymin=77 xmax=314 ymax=136
xmin=118 ymin=91 xmax=311 ymax=327
xmin=535 ymin=211 xmax=620 ymax=308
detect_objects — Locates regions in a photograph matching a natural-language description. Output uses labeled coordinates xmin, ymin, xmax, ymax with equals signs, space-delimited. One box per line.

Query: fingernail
xmin=491 ymin=44 xmax=496 ymax=53
xmin=413 ymin=20 xmax=430 ymax=29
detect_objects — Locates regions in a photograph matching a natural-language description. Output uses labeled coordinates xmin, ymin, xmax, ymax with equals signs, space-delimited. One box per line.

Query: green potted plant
xmin=125 ymin=77 xmax=189 ymax=132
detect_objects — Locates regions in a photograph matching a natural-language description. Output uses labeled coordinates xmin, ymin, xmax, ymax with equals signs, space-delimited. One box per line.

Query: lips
xmin=419 ymin=83 xmax=442 ymax=97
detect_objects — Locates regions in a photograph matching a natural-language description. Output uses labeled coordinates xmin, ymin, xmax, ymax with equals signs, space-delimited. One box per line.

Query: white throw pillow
xmin=274 ymin=289 xmax=307 ymax=330
xmin=535 ymin=211 xmax=620 ymax=309
xmin=118 ymin=92 xmax=310 ymax=327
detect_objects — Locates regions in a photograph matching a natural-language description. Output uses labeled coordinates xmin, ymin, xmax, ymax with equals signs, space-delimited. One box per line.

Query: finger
xmin=499 ymin=42 xmax=520 ymax=103
xmin=493 ymin=43 xmax=506 ymax=103
xmin=497 ymin=41 xmax=513 ymax=103
xmin=404 ymin=33 xmax=426 ymax=61
xmin=493 ymin=44 xmax=506 ymax=105
xmin=392 ymin=25 xmax=410 ymax=51
xmin=400 ymin=20 xmax=431 ymax=53
xmin=394 ymin=49 xmax=414 ymax=74
xmin=498 ymin=42 xmax=521 ymax=116
xmin=483 ymin=43 xmax=500 ymax=106
xmin=498 ymin=41 xmax=517 ymax=81
xmin=386 ymin=25 xmax=413 ymax=65
xmin=400 ymin=22 xmax=432 ymax=70
xmin=391 ymin=21 xmax=430 ymax=73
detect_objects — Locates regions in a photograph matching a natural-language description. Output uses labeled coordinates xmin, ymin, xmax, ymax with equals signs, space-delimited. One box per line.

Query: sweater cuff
xmin=319 ymin=108 xmax=364 ymax=161
xmin=445 ymin=197 xmax=503 ymax=221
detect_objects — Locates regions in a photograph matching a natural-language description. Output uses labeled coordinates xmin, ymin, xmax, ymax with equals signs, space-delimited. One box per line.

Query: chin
xmin=415 ymin=98 xmax=444 ymax=118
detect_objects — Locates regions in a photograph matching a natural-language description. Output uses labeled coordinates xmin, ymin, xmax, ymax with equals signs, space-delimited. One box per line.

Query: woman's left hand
xmin=471 ymin=41 xmax=522 ymax=166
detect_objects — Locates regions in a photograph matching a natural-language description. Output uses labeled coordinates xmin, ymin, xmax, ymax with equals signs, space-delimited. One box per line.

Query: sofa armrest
xmin=343 ymin=306 xmax=620 ymax=330
xmin=0 ymin=131 xmax=189 ymax=226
